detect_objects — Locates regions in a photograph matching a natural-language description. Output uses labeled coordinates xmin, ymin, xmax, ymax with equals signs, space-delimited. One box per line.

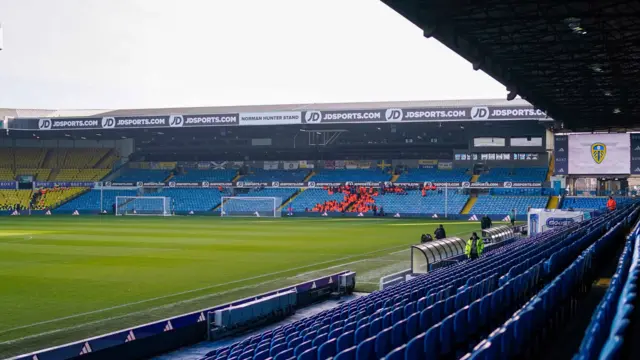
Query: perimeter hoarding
xmin=10 ymin=104 xmax=549 ymax=131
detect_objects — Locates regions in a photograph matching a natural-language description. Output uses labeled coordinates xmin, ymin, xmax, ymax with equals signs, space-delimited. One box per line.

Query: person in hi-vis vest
xmin=465 ymin=232 xmax=484 ymax=260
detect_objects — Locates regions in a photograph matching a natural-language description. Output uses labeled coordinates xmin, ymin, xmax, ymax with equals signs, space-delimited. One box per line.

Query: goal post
xmin=115 ymin=196 xmax=172 ymax=216
xmin=220 ymin=196 xmax=282 ymax=218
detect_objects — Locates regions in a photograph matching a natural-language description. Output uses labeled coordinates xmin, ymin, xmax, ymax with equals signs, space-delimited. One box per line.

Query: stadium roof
xmin=382 ymin=0 xmax=640 ymax=131
xmin=2 ymin=98 xmax=533 ymax=118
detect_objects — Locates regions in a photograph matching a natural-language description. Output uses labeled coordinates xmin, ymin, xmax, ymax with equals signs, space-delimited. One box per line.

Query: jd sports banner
xmin=21 ymin=113 xmax=239 ymax=131
xmin=302 ymin=106 xmax=548 ymax=124
xmin=13 ymin=105 xmax=548 ymax=131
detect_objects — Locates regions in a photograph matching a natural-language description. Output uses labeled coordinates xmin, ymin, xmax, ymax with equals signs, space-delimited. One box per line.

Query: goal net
xmin=116 ymin=196 xmax=172 ymax=216
xmin=220 ymin=197 xmax=282 ymax=217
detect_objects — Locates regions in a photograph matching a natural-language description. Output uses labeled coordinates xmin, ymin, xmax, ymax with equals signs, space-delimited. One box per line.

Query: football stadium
xmin=2 ymin=1 xmax=640 ymax=360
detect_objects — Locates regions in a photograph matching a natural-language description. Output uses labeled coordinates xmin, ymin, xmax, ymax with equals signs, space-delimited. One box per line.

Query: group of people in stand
xmin=311 ymin=186 xmax=380 ymax=213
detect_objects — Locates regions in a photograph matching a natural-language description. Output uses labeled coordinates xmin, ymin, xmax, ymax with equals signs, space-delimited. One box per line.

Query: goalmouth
xmin=115 ymin=196 xmax=172 ymax=216
xmin=220 ymin=196 xmax=282 ymax=218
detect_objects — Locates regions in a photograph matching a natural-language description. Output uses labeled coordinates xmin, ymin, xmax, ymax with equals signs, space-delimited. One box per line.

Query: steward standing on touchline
xmin=465 ymin=232 xmax=484 ymax=260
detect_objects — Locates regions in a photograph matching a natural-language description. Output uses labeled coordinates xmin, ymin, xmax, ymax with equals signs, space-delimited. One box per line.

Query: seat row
xmin=574 ymin=208 xmax=640 ymax=360
xmin=463 ymin=206 xmax=638 ymax=360
xmin=200 ymin=210 xmax=622 ymax=360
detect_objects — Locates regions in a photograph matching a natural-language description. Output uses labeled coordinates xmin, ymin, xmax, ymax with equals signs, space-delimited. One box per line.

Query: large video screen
xmin=568 ymin=133 xmax=630 ymax=174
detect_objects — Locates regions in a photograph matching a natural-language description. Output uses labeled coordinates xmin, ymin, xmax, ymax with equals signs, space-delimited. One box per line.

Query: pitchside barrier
xmin=14 ymin=271 xmax=351 ymax=360
xmin=11 ymin=209 xmax=534 ymax=221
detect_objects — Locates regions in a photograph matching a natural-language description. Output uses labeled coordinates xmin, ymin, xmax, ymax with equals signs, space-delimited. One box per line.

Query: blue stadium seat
xmin=470 ymin=195 xmax=548 ymax=216
xmin=334 ymin=346 xmax=356 ymax=360
xmin=209 ymin=205 xmax=638 ymax=360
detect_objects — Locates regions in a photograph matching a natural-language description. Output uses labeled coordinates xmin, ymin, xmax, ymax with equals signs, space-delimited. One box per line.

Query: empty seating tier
xmin=0 ymin=190 xmax=33 ymax=211
xmin=200 ymin=206 xmax=635 ymax=360
xmin=374 ymin=191 xmax=469 ymax=215
xmin=58 ymin=189 xmax=138 ymax=212
xmin=470 ymin=195 xmax=548 ymax=216
xmin=562 ymin=196 xmax=627 ymax=210
xmin=33 ymin=188 xmax=87 ymax=210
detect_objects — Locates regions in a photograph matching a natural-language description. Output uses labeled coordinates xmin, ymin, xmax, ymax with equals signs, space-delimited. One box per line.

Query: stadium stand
xmin=562 ymin=196 xmax=628 ymax=210
xmin=311 ymin=169 xmax=392 ymax=182
xmin=115 ymin=169 xmax=170 ymax=183
xmin=470 ymin=195 xmax=549 ymax=216
xmin=399 ymin=168 xmax=470 ymax=182
xmin=0 ymin=168 xmax=14 ymax=180
xmin=374 ymin=190 xmax=469 ymax=215
xmin=57 ymin=189 xmax=138 ymax=212
xmin=464 ymin=206 xmax=637 ymax=359
xmin=0 ymin=190 xmax=32 ymax=211
xmin=52 ymin=169 xmax=110 ymax=181
xmin=479 ymin=167 xmax=548 ymax=182
xmin=574 ymin=219 xmax=640 ymax=360
xmin=16 ymin=168 xmax=51 ymax=181
xmin=160 ymin=189 xmax=224 ymax=212
xmin=287 ymin=189 xmax=348 ymax=213
xmin=32 ymin=188 xmax=87 ymax=210
xmin=199 ymin=205 xmax=635 ymax=360
xmin=242 ymin=169 xmax=309 ymax=182
xmin=223 ymin=188 xmax=298 ymax=215
xmin=43 ymin=148 xmax=112 ymax=169
xmin=172 ymin=169 xmax=236 ymax=182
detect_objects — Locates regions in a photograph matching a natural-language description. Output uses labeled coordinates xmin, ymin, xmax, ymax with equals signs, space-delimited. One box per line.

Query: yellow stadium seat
xmin=33 ymin=188 xmax=87 ymax=210
xmin=0 ymin=190 xmax=33 ymax=211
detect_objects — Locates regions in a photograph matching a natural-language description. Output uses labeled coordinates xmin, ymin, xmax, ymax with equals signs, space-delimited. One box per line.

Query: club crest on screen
xmin=591 ymin=143 xmax=607 ymax=164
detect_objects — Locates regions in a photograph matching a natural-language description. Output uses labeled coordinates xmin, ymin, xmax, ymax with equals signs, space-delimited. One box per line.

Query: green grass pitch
xmin=0 ymin=216 xmax=483 ymax=358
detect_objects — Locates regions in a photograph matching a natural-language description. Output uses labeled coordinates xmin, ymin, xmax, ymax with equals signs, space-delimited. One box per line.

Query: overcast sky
xmin=0 ymin=0 xmax=507 ymax=110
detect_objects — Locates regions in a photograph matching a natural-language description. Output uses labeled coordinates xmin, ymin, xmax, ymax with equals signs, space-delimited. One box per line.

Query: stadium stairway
xmin=390 ymin=174 xmax=400 ymax=182
xmin=41 ymin=149 xmax=54 ymax=170
xmin=303 ymin=171 xmax=315 ymax=182
xmin=470 ymin=174 xmax=480 ymax=183
xmin=547 ymin=196 xmax=560 ymax=209
xmin=461 ymin=196 xmax=477 ymax=215
xmin=93 ymin=149 xmax=116 ymax=169
xmin=547 ymin=153 xmax=554 ymax=182
xmin=46 ymin=168 xmax=59 ymax=181
xmin=279 ymin=189 xmax=305 ymax=210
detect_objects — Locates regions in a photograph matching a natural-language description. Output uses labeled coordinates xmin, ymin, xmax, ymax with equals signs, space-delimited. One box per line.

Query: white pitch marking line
xmin=0 ymin=246 xmax=410 ymax=345
xmin=0 ymin=242 xmax=411 ymax=337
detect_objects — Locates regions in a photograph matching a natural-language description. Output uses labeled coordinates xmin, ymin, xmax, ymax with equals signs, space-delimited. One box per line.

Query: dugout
xmin=482 ymin=225 xmax=515 ymax=244
xmin=411 ymin=237 xmax=465 ymax=274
